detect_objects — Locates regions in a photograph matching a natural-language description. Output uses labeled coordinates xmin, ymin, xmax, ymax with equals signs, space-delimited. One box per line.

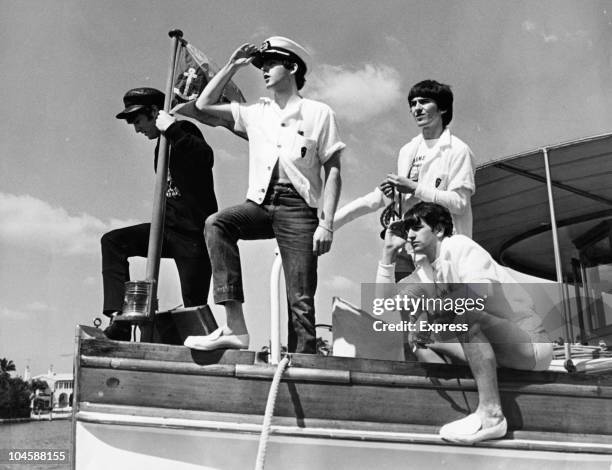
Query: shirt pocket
xmin=434 ymin=173 xmax=448 ymax=190
xmin=290 ymin=135 xmax=317 ymax=166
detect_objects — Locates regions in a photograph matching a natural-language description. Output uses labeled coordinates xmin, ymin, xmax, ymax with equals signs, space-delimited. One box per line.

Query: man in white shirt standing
xmin=335 ymin=80 xmax=475 ymax=278
xmin=182 ymin=37 xmax=345 ymax=353
xmin=377 ymin=202 xmax=552 ymax=443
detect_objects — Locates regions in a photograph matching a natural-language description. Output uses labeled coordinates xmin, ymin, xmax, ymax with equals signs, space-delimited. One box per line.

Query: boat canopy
xmin=472 ymin=132 xmax=612 ymax=281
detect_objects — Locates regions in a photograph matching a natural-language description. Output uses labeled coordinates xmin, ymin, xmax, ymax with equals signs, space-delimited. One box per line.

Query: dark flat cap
xmin=116 ymin=88 xmax=165 ymax=119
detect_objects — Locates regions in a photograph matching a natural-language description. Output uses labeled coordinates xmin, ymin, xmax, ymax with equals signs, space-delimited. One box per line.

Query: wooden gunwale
xmin=79 ymin=353 xmax=612 ymax=398
xmin=80 ymin=337 xmax=612 ymax=382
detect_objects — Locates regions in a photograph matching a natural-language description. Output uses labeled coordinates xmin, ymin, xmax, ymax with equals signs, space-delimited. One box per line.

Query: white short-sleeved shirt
xmin=376 ymin=235 xmax=546 ymax=334
xmin=397 ymin=129 xmax=476 ymax=237
xmin=230 ymin=96 xmax=345 ymax=208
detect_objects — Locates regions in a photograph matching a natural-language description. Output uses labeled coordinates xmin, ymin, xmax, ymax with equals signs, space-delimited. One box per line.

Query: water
xmin=0 ymin=420 xmax=70 ymax=470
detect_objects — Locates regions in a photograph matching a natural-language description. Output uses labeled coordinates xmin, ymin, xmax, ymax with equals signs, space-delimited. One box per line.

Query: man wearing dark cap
xmin=101 ymin=87 xmax=218 ymax=340
xmin=178 ymin=36 xmax=345 ymax=353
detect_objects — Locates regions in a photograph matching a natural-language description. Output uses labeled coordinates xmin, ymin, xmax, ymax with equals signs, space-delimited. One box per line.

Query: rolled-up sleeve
xmin=230 ymin=101 xmax=250 ymax=134
xmin=317 ymin=109 xmax=346 ymax=164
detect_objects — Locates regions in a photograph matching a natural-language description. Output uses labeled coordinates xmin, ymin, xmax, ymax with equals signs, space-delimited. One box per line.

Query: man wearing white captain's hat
xmin=181 ymin=36 xmax=345 ymax=353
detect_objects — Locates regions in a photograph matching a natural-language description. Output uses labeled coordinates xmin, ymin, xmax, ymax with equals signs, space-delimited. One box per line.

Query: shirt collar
xmin=438 ymin=128 xmax=452 ymax=147
xmin=259 ymin=95 xmax=303 ymax=117
xmin=415 ymin=127 xmax=452 ymax=149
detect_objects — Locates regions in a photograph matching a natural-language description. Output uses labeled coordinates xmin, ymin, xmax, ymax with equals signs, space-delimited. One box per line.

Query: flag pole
xmin=143 ymin=29 xmax=183 ymax=331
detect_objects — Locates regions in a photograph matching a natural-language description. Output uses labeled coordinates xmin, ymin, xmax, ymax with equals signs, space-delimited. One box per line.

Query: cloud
xmin=0 ymin=192 xmax=137 ymax=256
xmin=249 ymin=27 xmax=273 ymax=42
xmin=0 ymin=306 xmax=32 ymax=320
xmin=522 ymin=20 xmax=536 ymax=32
xmin=543 ymin=34 xmax=559 ymax=43
xmin=0 ymin=301 xmax=57 ymax=320
xmin=24 ymin=301 xmax=55 ymax=312
xmin=327 ymin=275 xmax=359 ymax=292
xmin=522 ymin=20 xmax=591 ymax=47
xmin=308 ymin=64 xmax=402 ymax=123
xmin=384 ymin=35 xmax=404 ymax=49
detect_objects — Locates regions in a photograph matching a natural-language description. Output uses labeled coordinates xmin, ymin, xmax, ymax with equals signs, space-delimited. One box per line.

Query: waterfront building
xmin=32 ymin=368 xmax=74 ymax=412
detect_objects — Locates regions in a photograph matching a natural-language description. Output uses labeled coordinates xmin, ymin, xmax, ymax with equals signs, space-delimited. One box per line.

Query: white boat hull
xmin=74 ymin=411 xmax=612 ymax=470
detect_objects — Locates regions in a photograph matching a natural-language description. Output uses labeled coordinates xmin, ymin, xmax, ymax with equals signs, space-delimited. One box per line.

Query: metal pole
xmin=542 ymin=147 xmax=573 ymax=368
xmin=269 ymin=249 xmax=283 ymax=365
xmin=543 ymin=148 xmax=564 ymax=283
xmin=563 ymin=279 xmax=574 ymax=342
xmin=144 ymin=29 xmax=183 ymax=316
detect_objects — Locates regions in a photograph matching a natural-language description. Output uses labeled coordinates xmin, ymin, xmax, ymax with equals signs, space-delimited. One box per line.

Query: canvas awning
xmin=472 ymin=133 xmax=612 ymax=280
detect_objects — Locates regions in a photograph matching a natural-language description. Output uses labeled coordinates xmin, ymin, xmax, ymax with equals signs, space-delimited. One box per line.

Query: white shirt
xmin=376 ymin=235 xmax=546 ymax=334
xmin=334 ymin=128 xmax=476 ymax=236
xmin=231 ymin=96 xmax=345 ymax=208
xmin=405 ymin=138 xmax=439 ymax=183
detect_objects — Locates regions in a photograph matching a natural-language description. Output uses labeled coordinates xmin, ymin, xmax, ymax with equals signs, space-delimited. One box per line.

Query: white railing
xmin=269 ymin=249 xmax=283 ymax=365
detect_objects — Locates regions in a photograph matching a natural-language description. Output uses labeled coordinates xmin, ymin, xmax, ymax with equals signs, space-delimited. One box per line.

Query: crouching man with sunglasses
xmin=377 ymin=202 xmax=553 ymax=444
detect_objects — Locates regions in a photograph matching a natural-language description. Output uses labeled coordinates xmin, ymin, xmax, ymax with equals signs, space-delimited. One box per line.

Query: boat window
xmin=573 ymin=220 xmax=612 ymax=342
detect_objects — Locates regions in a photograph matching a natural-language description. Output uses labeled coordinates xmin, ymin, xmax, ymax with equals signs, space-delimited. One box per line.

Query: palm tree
xmin=0 ymin=358 xmax=16 ymax=377
xmin=30 ymin=379 xmax=49 ymax=393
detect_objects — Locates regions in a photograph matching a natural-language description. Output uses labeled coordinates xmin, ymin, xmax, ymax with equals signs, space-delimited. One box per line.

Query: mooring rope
xmin=254 ymin=355 xmax=290 ymax=470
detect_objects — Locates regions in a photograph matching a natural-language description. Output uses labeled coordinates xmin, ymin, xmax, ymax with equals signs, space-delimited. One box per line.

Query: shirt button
xmin=267 ymin=166 xmax=271 ymax=170
xmin=260 ymin=188 xmax=265 ymax=192
xmin=281 ymin=123 xmax=286 ymax=127
xmin=276 ymin=144 xmax=281 ymax=148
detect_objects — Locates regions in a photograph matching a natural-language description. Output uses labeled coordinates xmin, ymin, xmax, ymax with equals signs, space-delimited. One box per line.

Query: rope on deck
xmin=254 ymin=355 xmax=290 ymax=470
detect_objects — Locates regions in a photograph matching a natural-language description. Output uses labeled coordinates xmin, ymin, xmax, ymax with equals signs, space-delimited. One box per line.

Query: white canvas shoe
xmin=184 ymin=326 xmax=249 ymax=351
xmin=439 ymin=413 xmax=507 ymax=444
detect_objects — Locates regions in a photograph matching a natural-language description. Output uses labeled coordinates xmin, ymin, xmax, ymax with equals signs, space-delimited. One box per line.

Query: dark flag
xmin=172 ymin=41 xmax=245 ymax=107
xmin=172 ymin=40 xmax=247 ymax=139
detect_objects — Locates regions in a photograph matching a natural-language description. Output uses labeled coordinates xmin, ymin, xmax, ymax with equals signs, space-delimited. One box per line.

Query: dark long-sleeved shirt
xmin=154 ymin=120 xmax=217 ymax=236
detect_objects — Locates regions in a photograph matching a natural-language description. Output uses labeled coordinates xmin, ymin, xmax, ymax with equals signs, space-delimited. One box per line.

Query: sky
xmin=1 ymin=0 xmax=612 ymax=376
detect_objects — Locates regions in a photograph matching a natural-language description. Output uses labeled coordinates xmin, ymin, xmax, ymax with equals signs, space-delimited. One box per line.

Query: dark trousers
xmin=101 ymin=223 xmax=211 ymax=315
xmin=204 ymin=184 xmax=319 ymax=354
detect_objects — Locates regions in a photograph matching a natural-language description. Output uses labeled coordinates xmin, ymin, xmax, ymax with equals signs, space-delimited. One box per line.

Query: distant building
xmin=23 ymin=365 xmax=31 ymax=382
xmin=32 ymin=368 xmax=73 ymax=412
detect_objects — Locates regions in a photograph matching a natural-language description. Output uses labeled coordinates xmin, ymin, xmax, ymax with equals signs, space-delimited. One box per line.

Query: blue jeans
xmin=204 ymin=184 xmax=319 ymax=354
